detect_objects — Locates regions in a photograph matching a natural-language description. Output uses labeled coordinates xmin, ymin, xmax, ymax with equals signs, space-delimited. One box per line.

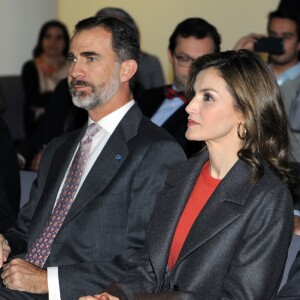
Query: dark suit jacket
xmin=106 ymin=150 xmax=294 ymax=299
xmin=0 ymin=116 xmax=20 ymax=232
xmin=4 ymin=104 xmax=186 ymax=299
xmin=136 ymin=53 xmax=165 ymax=89
xmin=137 ymin=86 xmax=203 ymax=158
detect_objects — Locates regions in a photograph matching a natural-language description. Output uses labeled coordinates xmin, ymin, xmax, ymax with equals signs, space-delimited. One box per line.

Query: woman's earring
xmin=237 ymin=123 xmax=247 ymax=140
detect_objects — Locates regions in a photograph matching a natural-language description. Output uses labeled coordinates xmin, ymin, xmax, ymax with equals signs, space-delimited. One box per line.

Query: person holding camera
xmin=234 ymin=10 xmax=300 ymax=164
xmin=234 ymin=9 xmax=300 ymax=221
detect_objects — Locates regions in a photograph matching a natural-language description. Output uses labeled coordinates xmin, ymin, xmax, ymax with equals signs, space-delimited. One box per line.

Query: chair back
xmin=20 ymin=170 xmax=37 ymax=208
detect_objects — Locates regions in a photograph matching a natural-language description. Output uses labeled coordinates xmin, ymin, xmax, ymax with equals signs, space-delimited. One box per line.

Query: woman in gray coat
xmin=80 ymin=50 xmax=296 ymax=300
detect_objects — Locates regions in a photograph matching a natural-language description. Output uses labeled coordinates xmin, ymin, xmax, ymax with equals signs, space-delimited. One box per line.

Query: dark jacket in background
xmin=137 ymin=85 xmax=203 ymax=158
xmin=0 ymin=116 xmax=20 ymax=232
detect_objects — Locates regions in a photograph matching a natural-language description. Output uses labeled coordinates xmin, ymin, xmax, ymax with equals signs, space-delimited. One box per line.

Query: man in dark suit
xmin=0 ymin=116 xmax=20 ymax=232
xmin=0 ymin=16 xmax=185 ymax=300
xmin=137 ymin=18 xmax=221 ymax=157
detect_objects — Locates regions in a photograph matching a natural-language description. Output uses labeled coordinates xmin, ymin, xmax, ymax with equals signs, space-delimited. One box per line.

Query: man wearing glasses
xmin=137 ymin=18 xmax=221 ymax=157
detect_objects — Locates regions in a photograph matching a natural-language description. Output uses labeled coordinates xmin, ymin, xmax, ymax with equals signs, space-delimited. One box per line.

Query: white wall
xmin=0 ymin=0 xmax=57 ymax=76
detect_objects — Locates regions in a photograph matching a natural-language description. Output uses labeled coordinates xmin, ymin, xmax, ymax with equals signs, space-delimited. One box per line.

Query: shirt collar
xmin=275 ymin=62 xmax=300 ymax=86
xmin=88 ymin=100 xmax=135 ymax=134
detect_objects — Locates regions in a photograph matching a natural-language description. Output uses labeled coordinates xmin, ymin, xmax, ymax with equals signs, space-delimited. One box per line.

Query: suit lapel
xmin=61 ymin=104 xmax=142 ymax=227
xmin=61 ymin=128 xmax=129 ymax=226
xmin=173 ymin=158 xmax=254 ymax=271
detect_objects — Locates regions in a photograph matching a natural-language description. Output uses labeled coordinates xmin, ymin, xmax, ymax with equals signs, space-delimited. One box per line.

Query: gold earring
xmin=237 ymin=123 xmax=247 ymax=140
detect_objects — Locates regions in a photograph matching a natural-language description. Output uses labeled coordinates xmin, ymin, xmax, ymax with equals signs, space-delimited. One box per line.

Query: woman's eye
xmin=203 ymin=92 xmax=212 ymax=101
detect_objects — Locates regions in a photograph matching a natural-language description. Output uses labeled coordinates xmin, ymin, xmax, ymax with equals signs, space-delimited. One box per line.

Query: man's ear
xmin=120 ymin=60 xmax=138 ymax=83
xmin=168 ymin=49 xmax=174 ymax=65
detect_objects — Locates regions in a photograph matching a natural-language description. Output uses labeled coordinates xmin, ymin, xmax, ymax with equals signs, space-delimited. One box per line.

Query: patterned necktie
xmin=164 ymin=86 xmax=187 ymax=103
xmin=24 ymin=123 xmax=101 ymax=268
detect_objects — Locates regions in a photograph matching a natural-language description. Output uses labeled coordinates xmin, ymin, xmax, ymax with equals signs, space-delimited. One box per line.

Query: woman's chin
xmin=185 ymin=131 xmax=201 ymax=142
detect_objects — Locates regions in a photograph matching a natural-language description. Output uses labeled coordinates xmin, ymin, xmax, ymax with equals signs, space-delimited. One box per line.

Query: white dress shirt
xmin=150 ymin=85 xmax=185 ymax=127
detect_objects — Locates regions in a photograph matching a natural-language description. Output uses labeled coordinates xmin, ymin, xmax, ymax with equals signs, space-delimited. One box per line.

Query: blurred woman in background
xmin=21 ymin=20 xmax=69 ymax=137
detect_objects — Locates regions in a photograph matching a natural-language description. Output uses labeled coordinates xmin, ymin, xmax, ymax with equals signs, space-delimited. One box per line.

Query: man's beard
xmin=69 ymin=67 xmax=120 ymax=111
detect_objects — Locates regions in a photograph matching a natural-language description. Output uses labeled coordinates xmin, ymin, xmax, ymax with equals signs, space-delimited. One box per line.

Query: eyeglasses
xmin=173 ymin=53 xmax=195 ymax=68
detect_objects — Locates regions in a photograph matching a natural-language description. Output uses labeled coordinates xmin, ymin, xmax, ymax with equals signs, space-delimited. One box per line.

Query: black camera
xmin=254 ymin=37 xmax=284 ymax=54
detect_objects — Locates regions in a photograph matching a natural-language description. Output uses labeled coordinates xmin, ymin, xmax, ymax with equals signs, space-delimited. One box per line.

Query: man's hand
xmin=30 ymin=147 xmax=45 ymax=172
xmin=294 ymin=216 xmax=300 ymax=236
xmin=1 ymin=258 xmax=48 ymax=294
xmin=0 ymin=234 xmax=11 ymax=268
xmin=233 ymin=33 xmax=266 ymax=51
xmin=79 ymin=293 xmax=119 ymax=300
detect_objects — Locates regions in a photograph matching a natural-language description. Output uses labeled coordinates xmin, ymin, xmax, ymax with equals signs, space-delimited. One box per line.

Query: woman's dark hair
xmin=186 ymin=49 xmax=295 ymax=189
xmin=33 ymin=20 xmax=70 ymax=58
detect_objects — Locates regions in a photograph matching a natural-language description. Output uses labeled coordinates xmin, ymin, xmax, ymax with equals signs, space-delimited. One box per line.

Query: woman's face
xmin=185 ymin=68 xmax=243 ymax=148
xmin=42 ymin=26 xmax=66 ymax=57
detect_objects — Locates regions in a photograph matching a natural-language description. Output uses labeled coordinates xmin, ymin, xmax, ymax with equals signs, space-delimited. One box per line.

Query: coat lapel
xmin=173 ymin=158 xmax=254 ymax=271
xmin=148 ymin=153 xmax=209 ymax=281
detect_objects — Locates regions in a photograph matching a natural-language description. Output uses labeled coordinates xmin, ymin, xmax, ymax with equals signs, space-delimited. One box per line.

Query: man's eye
xmin=87 ymin=57 xmax=96 ymax=62
xmin=177 ymin=56 xmax=190 ymax=62
xmin=282 ymin=34 xmax=294 ymax=40
xmin=67 ymin=56 xmax=76 ymax=63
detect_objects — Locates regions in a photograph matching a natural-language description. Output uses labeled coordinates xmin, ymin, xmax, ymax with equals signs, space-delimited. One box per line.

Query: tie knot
xmin=83 ymin=123 xmax=101 ymax=142
xmin=164 ymin=86 xmax=187 ymax=103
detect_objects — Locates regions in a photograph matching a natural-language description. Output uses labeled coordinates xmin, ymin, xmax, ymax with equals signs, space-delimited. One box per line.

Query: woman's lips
xmin=187 ymin=119 xmax=199 ymax=126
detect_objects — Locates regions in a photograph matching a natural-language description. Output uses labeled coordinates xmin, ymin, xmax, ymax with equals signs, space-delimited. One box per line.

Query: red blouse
xmin=168 ymin=161 xmax=221 ymax=270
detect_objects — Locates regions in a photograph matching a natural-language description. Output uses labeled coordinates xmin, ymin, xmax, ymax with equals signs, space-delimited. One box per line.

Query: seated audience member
xmin=79 ymin=50 xmax=295 ymax=300
xmin=21 ymin=20 xmax=70 ymax=137
xmin=0 ymin=116 xmax=20 ymax=232
xmin=234 ymin=10 xmax=300 ymax=163
xmin=234 ymin=9 xmax=300 ymax=234
xmin=137 ymin=18 xmax=221 ymax=158
xmin=0 ymin=16 xmax=185 ymax=300
xmin=96 ymin=7 xmax=165 ymax=90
